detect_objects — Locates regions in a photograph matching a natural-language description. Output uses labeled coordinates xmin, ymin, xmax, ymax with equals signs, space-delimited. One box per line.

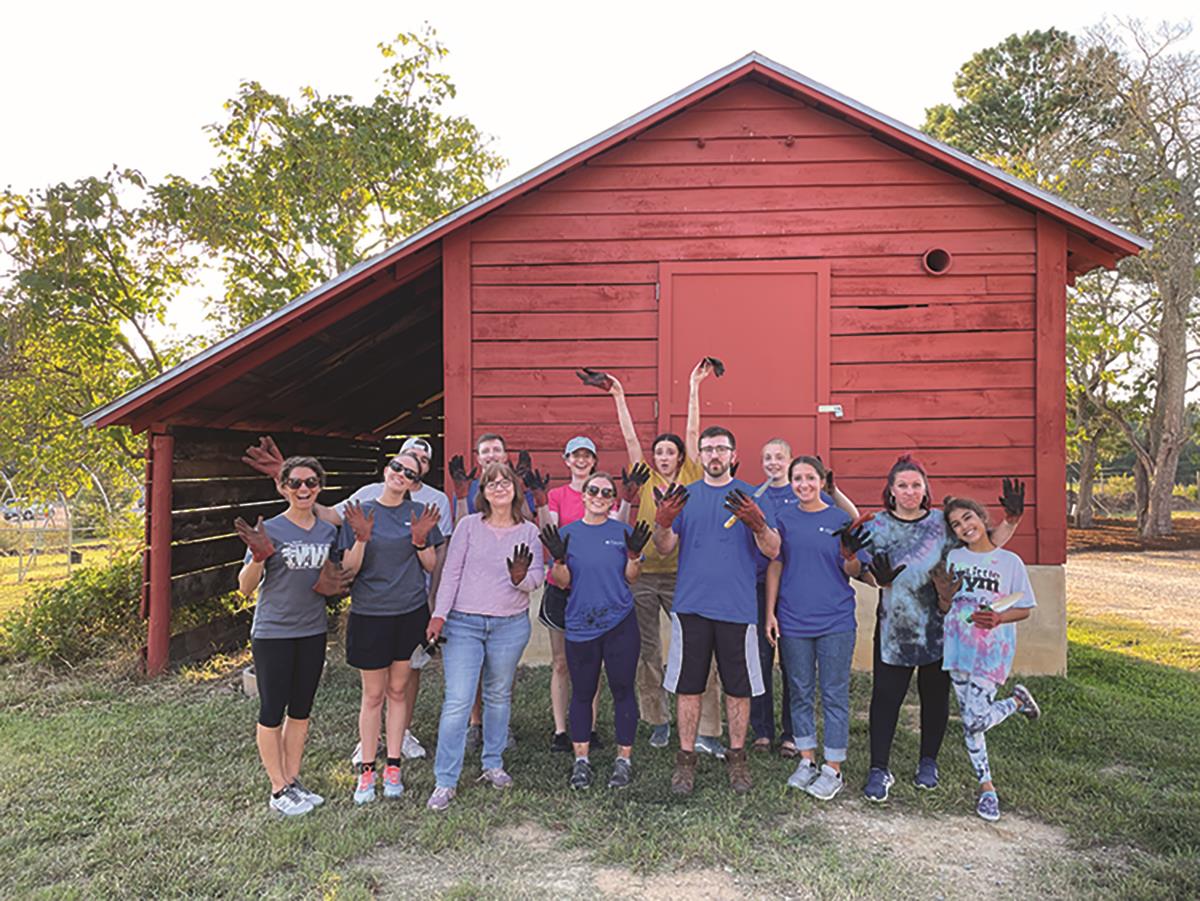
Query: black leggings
xmin=252 ymin=633 xmax=327 ymax=727
xmin=868 ymin=620 xmax=950 ymax=770
xmin=565 ymin=612 xmax=640 ymax=747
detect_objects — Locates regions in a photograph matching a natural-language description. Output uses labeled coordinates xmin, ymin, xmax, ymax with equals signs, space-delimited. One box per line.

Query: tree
xmin=155 ymin=28 xmax=506 ymax=332
xmin=0 ymin=169 xmax=195 ymax=504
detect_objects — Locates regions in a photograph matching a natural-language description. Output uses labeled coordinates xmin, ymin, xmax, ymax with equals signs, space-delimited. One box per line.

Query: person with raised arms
xmin=858 ymin=454 xmax=1025 ymax=803
xmin=338 ymin=450 xmax=445 ymax=805
xmin=937 ymin=496 xmax=1041 ymax=822
xmin=235 ymin=455 xmax=349 ymax=817
xmin=764 ymin=456 xmax=869 ymax=801
xmin=447 ymin=433 xmax=538 ymax=524
xmin=541 ymin=472 xmax=652 ymax=790
xmin=652 ymin=425 xmax=781 ymax=794
xmin=588 ymin=359 xmax=727 ymax=757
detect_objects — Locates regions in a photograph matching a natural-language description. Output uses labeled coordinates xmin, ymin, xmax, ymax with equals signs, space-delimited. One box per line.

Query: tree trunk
xmin=1076 ymin=438 xmax=1098 ymax=528
xmin=1140 ymin=276 xmax=1190 ymax=538
xmin=1134 ymin=459 xmax=1150 ymax=533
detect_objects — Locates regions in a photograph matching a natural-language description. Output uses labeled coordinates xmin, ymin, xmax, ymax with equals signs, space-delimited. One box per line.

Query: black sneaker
xmin=551 ymin=731 xmax=571 ymax=753
xmin=607 ymin=757 xmax=633 ymax=789
xmin=570 ymin=758 xmax=594 ymax=790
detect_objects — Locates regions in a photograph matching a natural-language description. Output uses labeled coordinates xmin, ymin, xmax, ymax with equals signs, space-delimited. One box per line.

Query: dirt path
xmin=1066 ymin=549 xmax=1200 ymax=642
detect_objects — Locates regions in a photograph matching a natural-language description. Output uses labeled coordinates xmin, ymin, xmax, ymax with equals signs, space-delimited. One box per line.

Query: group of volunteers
xmin=236 ymin=356 xmax=1042 ymax=824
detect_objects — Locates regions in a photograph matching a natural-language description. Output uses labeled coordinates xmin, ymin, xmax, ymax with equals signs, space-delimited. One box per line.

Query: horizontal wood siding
xmin=469 ymin=82 xmax=1048 ymax=560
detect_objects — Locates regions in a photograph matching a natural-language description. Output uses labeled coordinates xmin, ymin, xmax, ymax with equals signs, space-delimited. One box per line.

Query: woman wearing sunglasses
xmin=339 ymin=451 xmax=445 ymax=804
xmin=541 ymin=472 xmax=652 ymax=790
xmin=423 ymin=462 xmax=544 ymax=811
xmin=236 ymin=456 xmax=339 ymax=817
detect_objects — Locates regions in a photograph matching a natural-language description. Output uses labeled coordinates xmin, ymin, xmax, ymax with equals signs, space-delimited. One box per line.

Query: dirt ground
xmin=1065 ymin=548 xmax=1200 ymax=643
xmin=1067 ymin=516 xmax=1200 ymax=553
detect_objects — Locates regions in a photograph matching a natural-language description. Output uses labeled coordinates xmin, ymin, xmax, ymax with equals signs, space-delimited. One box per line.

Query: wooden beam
xmin=1035 ymin=213 xmax=1068 ymax=564
xmin=443 ymin=229 xmax=472 ymax=472
xmin=146 ymin=429 xmax=174 ymax=675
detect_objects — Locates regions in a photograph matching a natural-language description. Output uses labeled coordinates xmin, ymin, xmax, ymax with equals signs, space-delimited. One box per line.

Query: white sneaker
xmin=402 ymin=730 xmax=426 ymax=760
xmin=805 ymin=764 xmax=844 ymax=801
xmin=350 ymin=738 xmax=384 ymax=766
xmin=787 ymin=758 xmax=819 ymax=790
xmin=269 ymin=785 xmax=314 ymax=817
xmin=290 ymin=777 xmax=324 ymax=807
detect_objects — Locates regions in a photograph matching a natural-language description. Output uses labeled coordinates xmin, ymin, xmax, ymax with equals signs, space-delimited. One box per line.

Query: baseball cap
xmin=400 ymin=437 xmax=433 ymax=458
xmin=563 ymin=436 xmax=597 ymax=457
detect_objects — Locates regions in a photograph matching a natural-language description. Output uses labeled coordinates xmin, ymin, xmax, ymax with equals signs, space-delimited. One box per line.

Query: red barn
xmin=87 ymin=53 xmax=1145 ymax=674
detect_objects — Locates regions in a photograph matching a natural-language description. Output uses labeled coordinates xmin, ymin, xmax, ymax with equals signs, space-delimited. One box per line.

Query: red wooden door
xmin=657 ymin=260 xmax=832 ymax=484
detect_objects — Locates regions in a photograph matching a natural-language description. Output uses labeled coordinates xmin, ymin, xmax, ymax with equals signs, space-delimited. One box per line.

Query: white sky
xmin=2 ymin=1 xmax=1196 ymax=338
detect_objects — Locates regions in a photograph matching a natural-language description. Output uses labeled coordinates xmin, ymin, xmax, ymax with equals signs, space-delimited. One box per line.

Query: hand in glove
xmin=448 ymin=455 xmax=478 ymax=500
xmin=523 ymin=468 xmax=552 ymax=508
xmin=999 ymin=477 xmax=1026 ymax=523
xmin=410 ymin=504 xmax=440 ymax=547
xmin=234 ymin=516 xmax=275 ymax=562
xmin=723 ymin=488 xmax=767 ymax=533
xmin=540 ymin=523 xmax=570 ymax=564
xmin=625 ymin=521 xmax=652 ymax=558
xmin=241 ymin=436 xmax=285 ymax=483
xmin=576 ymin=367 xmax=614 ymax=391
xmin=619 ymin=462 xmax=652 ymax=505
xmin=867 ymin=550 xmax=907 ymax=587
xmin=653 ymin=482 xmax=690 ymax=528
xmin=507 ymin=542 xmax=534 ymax=585
xmin=343 ymin=500 xmax=375 ymax=544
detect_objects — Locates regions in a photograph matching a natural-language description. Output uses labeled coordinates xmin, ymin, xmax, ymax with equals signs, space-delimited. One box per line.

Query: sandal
xmin=779 ymin=740 xmax=800 ymax=759
xmin=751 ymin=737 xmax=772 ymax=753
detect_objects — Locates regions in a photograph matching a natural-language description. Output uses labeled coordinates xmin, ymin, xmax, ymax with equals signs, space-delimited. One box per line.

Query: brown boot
xmin=726 ymin=748 xmax=752 ymax=794
xmin=671 ymin=750 xmax=699 ymax=795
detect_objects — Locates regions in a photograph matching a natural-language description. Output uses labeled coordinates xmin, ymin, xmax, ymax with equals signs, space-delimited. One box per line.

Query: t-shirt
xmin=636 ymin=457 xmax=704 ymax=574
xmin=942 ymin=547 xmax=1037 ymax=684
xmin=547 ymin=483 xmax=586 ymax=525
xmin=340 ymin=482 xmax=453 ymax=536
xmin=774 ymin=504 xmax=861 ymax=638
xmin=672 ymin=478 xmax=778 ymax=624
xmin=560 ymin=518 xmax=635 ymax=642
xmin=338 ymin=498 xmax=445 ymax=616
xmin=466 ymin=478 xmax=537 ymax=518
xmin=753 ymin=484 xmax=829 ymax=582
xmin=247 ymin=514 xmax=338 ymax=640
xmin=862 ymin=510 xmax=960 ymax=667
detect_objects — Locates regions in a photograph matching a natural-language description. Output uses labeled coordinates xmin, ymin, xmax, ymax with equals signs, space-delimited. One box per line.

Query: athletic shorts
xmin=346 ymin=606 xmax=430 ymax=670
xmin=251 ymin=632 xmax=327 ymax=727
xmin=539 ymin=583 xmax=568 ymax=632
xmin=664 ymin=612 xmax=764 ymax=698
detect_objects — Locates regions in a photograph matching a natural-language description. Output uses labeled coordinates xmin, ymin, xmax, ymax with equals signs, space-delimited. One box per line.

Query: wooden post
xmin=1035 ymin=214 xmax=1068 ymax=564
xmin=146 ymin=429 xmax=174 ymax=675
xmin=442 ymin=229 xmax=473 ymax=481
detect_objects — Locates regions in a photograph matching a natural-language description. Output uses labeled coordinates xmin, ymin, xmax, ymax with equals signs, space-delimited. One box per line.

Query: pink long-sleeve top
xmin=433 ymin=513 xmax=545 ymax=619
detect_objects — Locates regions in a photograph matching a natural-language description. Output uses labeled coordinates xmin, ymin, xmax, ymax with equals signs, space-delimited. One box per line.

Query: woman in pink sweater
xmin=424 ymin=462 xmax=544 ymax=811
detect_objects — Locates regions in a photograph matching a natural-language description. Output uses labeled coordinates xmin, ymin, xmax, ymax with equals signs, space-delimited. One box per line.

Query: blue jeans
xmin=433 ymin=610 xmax=531 ymax=788
xmin=751 ymin=581 xmax=792 ymax=742
xmin=778 ymin=629 xmax=856 ymax=762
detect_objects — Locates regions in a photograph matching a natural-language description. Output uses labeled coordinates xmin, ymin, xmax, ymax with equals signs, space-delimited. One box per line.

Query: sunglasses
xmin=283 ymin=476 xmax=321 ymax=490
xmin=387 ymin=460 xmax=421 ymax=479
xmin=584 ymin=485 xmax=616 ymax=499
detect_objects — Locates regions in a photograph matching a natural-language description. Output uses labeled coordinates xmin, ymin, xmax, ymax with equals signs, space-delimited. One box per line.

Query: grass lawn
xmin=0 ymin=546 xmax=112 ymax=616
xmin=1 ymin=615 xmax=1197 ymax=899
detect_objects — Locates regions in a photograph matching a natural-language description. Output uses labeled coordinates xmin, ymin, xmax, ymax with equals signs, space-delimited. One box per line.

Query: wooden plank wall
xmin=466 ymin=80 xmax=1044 ymax=562
xmin=168 ymin=426 xmax=381 ymax=611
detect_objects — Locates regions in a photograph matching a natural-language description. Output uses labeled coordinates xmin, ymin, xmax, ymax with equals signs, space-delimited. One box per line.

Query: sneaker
xmin=477 ymin=768 xmax=513 ymax=789
xmin=863 ymin=767 xmax=894 ymax=802
xmin=353 ymin=768 xmax=377 ymax=805
xmin=426 ymin=786 xmax=456 ymax=812
xmin=806 ymin=764 xmax=844 ymax=801
xmin=695 ymin=734 xmax=727 ymax=760
xmin=976 ymin=789 xmax=1001 ymax=821
xmin=290 ymin=777 xmax=324 ymax=807
xmin=671 ymin=750 xmax=699 ymax=795
xmin=550 ymin=731 xmax=571 ymax=753
xmin=402 ymin=730 xmax=426 ymax=760
xmin=914 ymin=757 xmax=939 ymax=790
xmin=350 ymin=738 xmax=383 ymax=767
xmin=787 ymin=758 xmax=819 ymax=790
xmin=590 ymin=730 xmax=605 ymax=750
xmin=649 ymin=722 xmax=671 ymax=749
xmin=569 ymin=758 xmax=594 ymax=790
xmin=465 ymin=723 xmax=483 ymax=751
xmin=725 ymin=748 xmax=752 ymax=794
xmin=269 ymin=785 xmax=314 ymax=817
xmin=382 ymin=764 xmax=404 ymax=799
xmin=1012 ymin=684 xmax=1041 ymax=721
xmin=607 ymin=757 xmax=634 ymax=789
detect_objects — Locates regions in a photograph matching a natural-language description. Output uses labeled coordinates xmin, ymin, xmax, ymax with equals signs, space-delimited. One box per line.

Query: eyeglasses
xmin=584 ymin=485 xmax=616 ymax=498
xmin=283 ymin=476 xmax=321 ymax=490
xmin=387 ymin=460 xmax=420 ymax=479
xmin=483 ymin=478 xmax=513 ymax=492
xmin=699 ymin=445 xmax=733 ymax=457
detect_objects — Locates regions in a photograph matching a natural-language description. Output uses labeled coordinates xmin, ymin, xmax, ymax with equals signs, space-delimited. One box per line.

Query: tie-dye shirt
xmin=942 ymin=547 xmax=1037 ymax=685
xmin=863 ymin=510 xmax=956 ymax=666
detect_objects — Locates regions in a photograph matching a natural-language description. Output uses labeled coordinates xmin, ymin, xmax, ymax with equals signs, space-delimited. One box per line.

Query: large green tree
xmin=155 ymin=29 xmax=506 ymax=332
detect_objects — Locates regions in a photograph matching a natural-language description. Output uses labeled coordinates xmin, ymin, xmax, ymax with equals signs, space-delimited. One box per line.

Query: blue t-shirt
xmin=248 ymin=514 xmax=339 ymax=640
xmin=673 ymin=479 xmax=777 ymax=624
xmin=467 ymin=478 xmax=537 ymax=517
xmin=774 ymin=504 xmax=860 ymax=638
xmin=560 ymin=518 xmax=635 ymax=642
xmin=753 ymin=485 xmax=835 ymax=581
xmin=338 ymin=498 xmax=445 ymax=616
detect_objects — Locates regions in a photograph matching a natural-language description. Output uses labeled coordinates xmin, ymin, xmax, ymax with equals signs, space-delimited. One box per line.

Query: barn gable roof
xmin=86 ymin=51 xmax=1147 ymax=430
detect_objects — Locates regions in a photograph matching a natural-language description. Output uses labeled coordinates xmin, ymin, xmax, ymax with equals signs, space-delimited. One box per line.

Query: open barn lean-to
xmin=85 ymin=53 xmax=1146 ymax=674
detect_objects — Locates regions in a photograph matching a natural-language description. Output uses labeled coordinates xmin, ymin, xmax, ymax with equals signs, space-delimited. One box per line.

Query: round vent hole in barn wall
xmin=922 ymin=248 xmax=953 ymax=275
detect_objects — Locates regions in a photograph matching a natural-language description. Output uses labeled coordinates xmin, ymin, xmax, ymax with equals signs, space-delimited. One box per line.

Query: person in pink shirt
xmin=424 ymin=462 xmax=545 ymax=811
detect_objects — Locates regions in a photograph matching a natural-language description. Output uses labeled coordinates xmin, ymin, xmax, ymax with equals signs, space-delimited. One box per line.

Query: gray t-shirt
xmin=247 ymin=514 xmax=338 ymax=639
xmin=337 ymin=481 xmax=453 ymax=536
xmin=338 ymin=498 xmax=445 ymax=616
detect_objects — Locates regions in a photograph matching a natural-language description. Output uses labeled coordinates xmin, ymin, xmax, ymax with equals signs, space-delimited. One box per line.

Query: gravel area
xmin=1066 ymin=549 xmax=1200 ymax=642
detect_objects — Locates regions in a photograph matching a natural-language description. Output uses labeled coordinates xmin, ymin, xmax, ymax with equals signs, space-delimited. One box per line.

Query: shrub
xmin=0 ymin=551 xmax=141 ymax=665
